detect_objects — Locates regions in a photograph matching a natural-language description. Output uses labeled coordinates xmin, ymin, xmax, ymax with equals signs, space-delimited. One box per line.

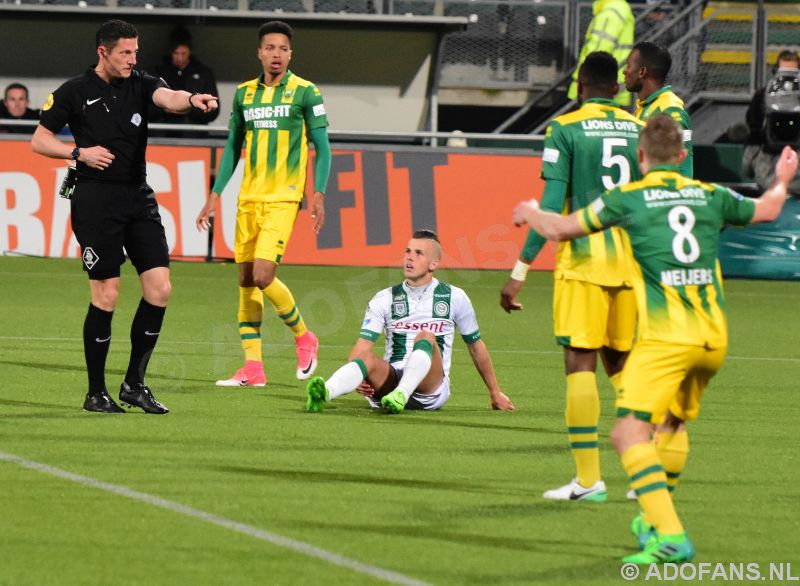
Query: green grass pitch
xmin=1 ymin=256 xmax=798 ymax=585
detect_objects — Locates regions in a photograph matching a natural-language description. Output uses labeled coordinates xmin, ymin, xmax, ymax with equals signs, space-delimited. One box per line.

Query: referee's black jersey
xmin=39 ymin=68 xmax=167 ymax=184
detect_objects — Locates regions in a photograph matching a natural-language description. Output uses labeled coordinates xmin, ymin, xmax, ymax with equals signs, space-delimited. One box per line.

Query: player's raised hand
xmin=310 ymin=191 xmax=325 ymax=234
xmin=775 ymin=145 xmax=799 ymax=185
xmin=513 ymin=199 xmax=539 ymax=226
xmin=490 ymin=389 xmax=515 ymax=411
xmin=500 ymin=278 xmax=524 ymax=313
xmin=196 ymin=192 xmax=219 ymax=231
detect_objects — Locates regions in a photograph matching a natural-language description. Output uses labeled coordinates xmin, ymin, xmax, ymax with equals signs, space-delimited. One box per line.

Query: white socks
xmin=326 ymin=361 xmax=365 ymax=400
xmin=396 ymin=347 xmax=433 ymax=400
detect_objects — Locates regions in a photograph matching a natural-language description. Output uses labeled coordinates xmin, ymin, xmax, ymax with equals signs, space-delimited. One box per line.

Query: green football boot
xmin=306 ymin=376 xmax=329 ymax=412
xmin=622 ymin=533 xmax=695 ymax=565
xmin=631 ymin=512 xmax=657 ymax=550
xmin=380 ymin=389 xmax=407 ymax=414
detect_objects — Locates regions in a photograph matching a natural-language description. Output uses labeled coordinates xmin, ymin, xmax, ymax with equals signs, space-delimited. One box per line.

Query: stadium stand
xmin=249 ymin=0 xmax=307 ymax=11
xmin=392 ymin=0 xmax=436 ymax=16
xmin=700 ymin=1 xmax=800 ymax=94
xmin=314 ymin=0 xmax=374 ymax=14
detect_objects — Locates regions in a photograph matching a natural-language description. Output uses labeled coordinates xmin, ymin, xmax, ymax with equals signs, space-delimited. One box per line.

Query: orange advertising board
xmin=212 ymin=148 xmax=555 ymax=271
xmin=0 ymin=141 xmax=212 ymax=259
xmin=1 ymin=141 xmax=554 ymax=271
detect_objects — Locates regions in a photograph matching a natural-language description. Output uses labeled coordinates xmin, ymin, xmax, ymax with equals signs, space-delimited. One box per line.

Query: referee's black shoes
xmin=119 ymin=382 xmax=170 ymax=415
xmin=83 ymin=390 xmax=126 ymax=413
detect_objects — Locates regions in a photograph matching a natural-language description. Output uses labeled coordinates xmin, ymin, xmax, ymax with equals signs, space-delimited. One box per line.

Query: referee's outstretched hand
xmin=79 ymin=146 xmax=114 ymax=170
xmin=191 ymin=93 xmax=219 ymax=113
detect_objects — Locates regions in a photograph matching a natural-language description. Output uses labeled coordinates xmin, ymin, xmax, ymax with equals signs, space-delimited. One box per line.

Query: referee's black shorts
xmin=70 ymin=181 xmax=170 ymax=280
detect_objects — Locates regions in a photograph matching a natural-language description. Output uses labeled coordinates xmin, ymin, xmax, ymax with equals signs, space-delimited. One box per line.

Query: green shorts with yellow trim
xmin=234 ymin=201 xmax=300 ymax=264
xmin=616 ymin=340 xmax=726 ymax=424
xmin=553 ymin=277 xmax=636 ymax=351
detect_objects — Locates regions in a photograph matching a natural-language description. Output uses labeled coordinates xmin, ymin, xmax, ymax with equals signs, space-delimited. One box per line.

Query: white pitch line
xmin=0 ymin=335 xmax=798 ymax=362
xmin=0 ymin=451 xmax=431 ymax=586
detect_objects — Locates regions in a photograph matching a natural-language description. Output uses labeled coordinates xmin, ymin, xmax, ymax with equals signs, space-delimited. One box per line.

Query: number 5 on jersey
xmin=601 ymin=138 xmax=632 ymax=190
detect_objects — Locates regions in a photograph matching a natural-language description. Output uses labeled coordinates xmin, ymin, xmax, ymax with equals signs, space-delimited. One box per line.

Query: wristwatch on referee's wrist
xmin=71 ymin=147 xmax=80 ymax=161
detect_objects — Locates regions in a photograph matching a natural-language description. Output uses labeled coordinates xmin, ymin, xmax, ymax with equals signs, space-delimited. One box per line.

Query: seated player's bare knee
xmin=348 ymin=348 xmax=379 ymax=369
xmin=414 ymin=330 xmax=436 ymax=345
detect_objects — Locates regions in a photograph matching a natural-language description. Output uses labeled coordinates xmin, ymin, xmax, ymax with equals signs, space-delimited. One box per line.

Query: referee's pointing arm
xmin=152 ymin=87 xmax=218 ymax=115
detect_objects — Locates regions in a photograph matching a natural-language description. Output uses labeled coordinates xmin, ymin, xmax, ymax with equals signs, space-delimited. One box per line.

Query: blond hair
xmin=640 ymin=114 xmax=683 ymax=164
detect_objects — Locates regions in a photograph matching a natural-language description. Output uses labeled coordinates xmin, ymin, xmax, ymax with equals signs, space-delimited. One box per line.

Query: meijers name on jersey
xmin=244 ymin=105 xmax=291 ymax=128
xmin=644 ymin=187 xmax=706 ymax=202
xmin=660 ymin=268 xmax=714 ymax=286
xmin=580 ymin=120 xmax=640 ymax=132
xmin=393 ymin=320 xmax=449 ymax=334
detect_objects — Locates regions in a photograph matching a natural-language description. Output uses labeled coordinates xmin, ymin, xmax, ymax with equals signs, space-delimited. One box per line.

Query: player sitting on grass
xmin=306 ymin=230 xmax=515 ymax=414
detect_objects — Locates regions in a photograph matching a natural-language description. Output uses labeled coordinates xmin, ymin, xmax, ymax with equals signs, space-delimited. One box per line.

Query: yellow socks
xmin=656 ymin=430 xmax=689 ymax=493
xmin=238 ymin=286 xmax=263 ymax=362
xmin=262 ymin=278 xmax=307 ymax=338
xmin=566 ymin=371 xmax=601 ymax=487
xmin=622 ymin=442 xmax=684 ymax=535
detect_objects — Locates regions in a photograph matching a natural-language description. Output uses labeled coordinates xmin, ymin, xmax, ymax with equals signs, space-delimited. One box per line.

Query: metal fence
xmin=658 ymin=1 xmax=800 ymax=102
xmin=433 ymin=0 xmax=572 ymax=89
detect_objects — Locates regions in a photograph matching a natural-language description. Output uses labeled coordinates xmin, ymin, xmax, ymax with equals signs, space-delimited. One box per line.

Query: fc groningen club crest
xmin=393 ymin=300 xmax=407 ymax=316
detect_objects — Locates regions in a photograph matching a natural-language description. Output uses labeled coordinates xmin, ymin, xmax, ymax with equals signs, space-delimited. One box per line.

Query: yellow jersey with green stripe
xmin=636 ymin=86 xmax=693 ymax=178
xmin=542 ymin=98 xmax=645 ymax=286
xmin=578 ymin=165 xmax=756 ymax=348
xmin=229 ymin=70 xmax=328 ymax=204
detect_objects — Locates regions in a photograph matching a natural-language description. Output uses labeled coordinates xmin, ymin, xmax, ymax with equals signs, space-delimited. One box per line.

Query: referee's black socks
xmin=84 ymin=304 xmax=114 ymax=396
xmin=125 ymin=298 xmax=166 ymax=386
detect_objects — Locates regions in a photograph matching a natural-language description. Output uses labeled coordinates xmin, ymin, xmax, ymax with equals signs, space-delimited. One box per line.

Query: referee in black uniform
xmin=32 ymin=20 xmax=218 ymax=414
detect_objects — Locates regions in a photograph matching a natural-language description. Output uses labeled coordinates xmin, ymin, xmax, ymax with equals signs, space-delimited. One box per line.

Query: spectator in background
xmin=150 ymin=26 xmax=219 ymax=126
xmin=0 ymin=83 xmax=40 ymax=133
xmin=568 ymin=0 xmax=634 ymax=107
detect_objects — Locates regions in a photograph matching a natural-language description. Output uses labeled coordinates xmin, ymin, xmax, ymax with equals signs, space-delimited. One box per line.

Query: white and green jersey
xmin=358 ymin=278 xmax=481 ymax=377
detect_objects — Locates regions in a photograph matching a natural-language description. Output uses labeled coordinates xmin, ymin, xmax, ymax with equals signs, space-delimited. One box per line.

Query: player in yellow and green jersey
xmin=501 ymin=52 xmax=645 ymax=503
xmin=196 ymin=21 xmax=331 ymax=387
xmin=514 ymin=114 xmax=798 ymax=565
xmin=625 ymin=42 xmax=693 ymax=178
